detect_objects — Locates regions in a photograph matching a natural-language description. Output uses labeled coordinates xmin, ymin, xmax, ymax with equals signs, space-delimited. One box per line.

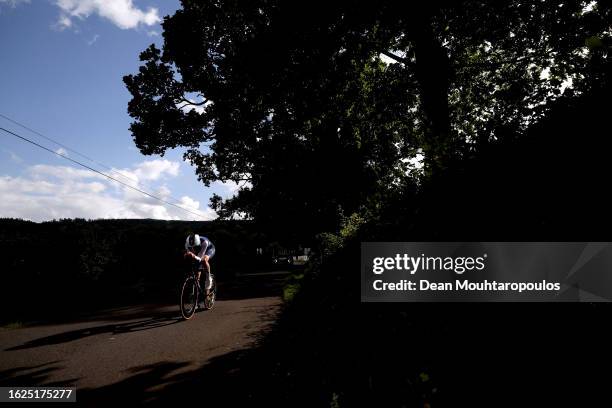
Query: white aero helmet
xmin=186 ymin=233 xmax=201 ymax=249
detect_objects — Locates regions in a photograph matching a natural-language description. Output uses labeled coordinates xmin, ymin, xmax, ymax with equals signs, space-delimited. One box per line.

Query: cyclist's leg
xmin=194 ymin=264 xmax=206 ymax=307
xmin=204 ymin=271 xmax=212 ymax=295
xmin=203 ymin=246 xmax=215 ymax=294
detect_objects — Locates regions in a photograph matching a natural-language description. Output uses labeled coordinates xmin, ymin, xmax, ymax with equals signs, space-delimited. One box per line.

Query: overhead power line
xmin=0 ymin=112 xmax=140 ymax=185
xmin=0 ymin=127 xmax=209 ymax=221
xmin=0 ymin=112 xmax=212 ymax=219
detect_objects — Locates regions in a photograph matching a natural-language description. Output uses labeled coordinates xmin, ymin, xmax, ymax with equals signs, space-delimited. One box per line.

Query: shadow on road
xmin=77 ymin=352 xmax=252 ymax=406
xmin=0 ymin=361 xmax=79 ymax=387
xmin=6 ymin=273 xmax=290 ymax=328
xmin=1 ymin=306 xmax=284 ymax=405
xmin=1 ymin=272 xmax=290 ymax=405
xmin=5 ymin=311 xmax=181 ymax=351
xmin=76 ymin=335 xmax=281 ymax=406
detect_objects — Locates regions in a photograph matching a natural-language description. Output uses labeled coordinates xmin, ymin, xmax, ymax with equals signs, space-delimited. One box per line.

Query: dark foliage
xmin=124 ymin=0 xmax=611 ymax=241
xmin=0 ymin=218 xmax=266 ymax=323
xmin=253 ymin=73 xmax=612 ymax=406
xmin=374 ymin=80 xmax=612 ymax=241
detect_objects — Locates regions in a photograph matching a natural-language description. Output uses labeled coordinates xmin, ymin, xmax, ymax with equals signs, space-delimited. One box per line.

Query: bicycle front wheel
xmin=204 ymin=278 xmax=216 ymax=310
xmin=180 ymin=277 xmax=198 ymax=320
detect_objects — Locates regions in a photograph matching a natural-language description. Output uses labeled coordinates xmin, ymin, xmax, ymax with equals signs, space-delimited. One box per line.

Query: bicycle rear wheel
xmin=180 ymin=277 xmax=198 ymax=319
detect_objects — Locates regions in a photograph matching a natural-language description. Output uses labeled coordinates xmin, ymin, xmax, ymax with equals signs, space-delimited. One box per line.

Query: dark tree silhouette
xmin=124 ymin=1 xmax=610 ymax=242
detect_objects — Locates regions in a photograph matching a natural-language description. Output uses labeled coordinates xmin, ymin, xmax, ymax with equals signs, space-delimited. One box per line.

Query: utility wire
xmin=0 ymin=113 xmax=140 ymax=185
xmin=0 ymin=112 xmax=211 ymax=218
xmin=0 ymin=127 xmax=209 ymax=221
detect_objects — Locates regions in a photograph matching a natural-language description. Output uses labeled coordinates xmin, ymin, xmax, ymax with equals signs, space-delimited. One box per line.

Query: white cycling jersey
xmin=185 ymin=235 xmax=215 ymax=262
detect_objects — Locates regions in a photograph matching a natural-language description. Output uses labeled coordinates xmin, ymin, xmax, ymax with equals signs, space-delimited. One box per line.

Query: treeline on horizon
xmin=0 ymin=218 xmax=273 ymax=323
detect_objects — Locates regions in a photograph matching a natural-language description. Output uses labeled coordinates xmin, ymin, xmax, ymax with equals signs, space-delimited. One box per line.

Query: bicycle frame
xmin=180 ymin=261 xmax=216 ymax=319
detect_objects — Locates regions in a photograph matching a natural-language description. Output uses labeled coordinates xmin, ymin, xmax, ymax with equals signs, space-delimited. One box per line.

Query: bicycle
xmin=180 ymin=261 xmax=217 ymax=320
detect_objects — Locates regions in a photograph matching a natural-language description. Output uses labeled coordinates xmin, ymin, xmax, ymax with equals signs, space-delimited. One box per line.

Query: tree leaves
xmin=124 ymin=0 xmax=611 ymax=239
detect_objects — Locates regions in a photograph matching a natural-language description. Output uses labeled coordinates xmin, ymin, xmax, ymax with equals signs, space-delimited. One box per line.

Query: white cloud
xmin=55 ymin=0 xmax=160 ymax=30
xmin=28 ymin=164 xmax=103 ymax=181
xmin=130 ymin=159 xmax=180 ymax=181
xmin=0 ymin=160 xmax=216 ymax=222
xmin=56 ymin=14 xmax=72 ymax=29
xmin=213 ymin=180 xmax=242 ymax=198
xmin=178 ymin=195 xmax=200 ymax=211
xmin=156 ymin=184 xmax=171 ymax=198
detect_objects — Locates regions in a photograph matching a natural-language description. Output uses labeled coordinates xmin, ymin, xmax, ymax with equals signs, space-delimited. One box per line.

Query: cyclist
xmin=184 ymin=234 xmax=216 ymax=298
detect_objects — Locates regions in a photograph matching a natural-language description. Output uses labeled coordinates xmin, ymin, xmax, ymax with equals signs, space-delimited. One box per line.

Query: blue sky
xmin=0 ymin=0 xmax=234 ymax=221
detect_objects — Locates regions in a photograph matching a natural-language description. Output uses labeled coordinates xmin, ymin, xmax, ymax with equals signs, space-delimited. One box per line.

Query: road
xmin=0 ymin=272 xmax=287 ymax=405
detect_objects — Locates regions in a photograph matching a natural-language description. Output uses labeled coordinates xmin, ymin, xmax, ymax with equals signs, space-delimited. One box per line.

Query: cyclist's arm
xmin=194 ymin=241 xmax=209 ymax=262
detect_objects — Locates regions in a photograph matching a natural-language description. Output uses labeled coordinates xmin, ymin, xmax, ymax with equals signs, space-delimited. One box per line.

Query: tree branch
xmin=380 ymin=50 xmax=409 ymax=64
xmin=381 ymin=47 xmax=557 ymax=72
xmin=181 ymin=97 xmax=208 ymax=106
xmin=455 ymin=49 xmax=560 ymax=71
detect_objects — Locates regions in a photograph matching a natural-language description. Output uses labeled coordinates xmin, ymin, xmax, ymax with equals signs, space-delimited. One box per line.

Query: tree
xmin=124 ymin=0 xmax=611 ymax=238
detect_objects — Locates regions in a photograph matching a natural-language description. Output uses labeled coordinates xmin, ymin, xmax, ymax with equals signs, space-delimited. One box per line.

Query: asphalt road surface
xmin=0 ymin=272 xmax=287 ymax=405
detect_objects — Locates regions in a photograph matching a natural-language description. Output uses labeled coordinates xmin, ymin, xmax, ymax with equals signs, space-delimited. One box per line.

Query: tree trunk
xmin=413 ymin=19 xmax=452 ymax=174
